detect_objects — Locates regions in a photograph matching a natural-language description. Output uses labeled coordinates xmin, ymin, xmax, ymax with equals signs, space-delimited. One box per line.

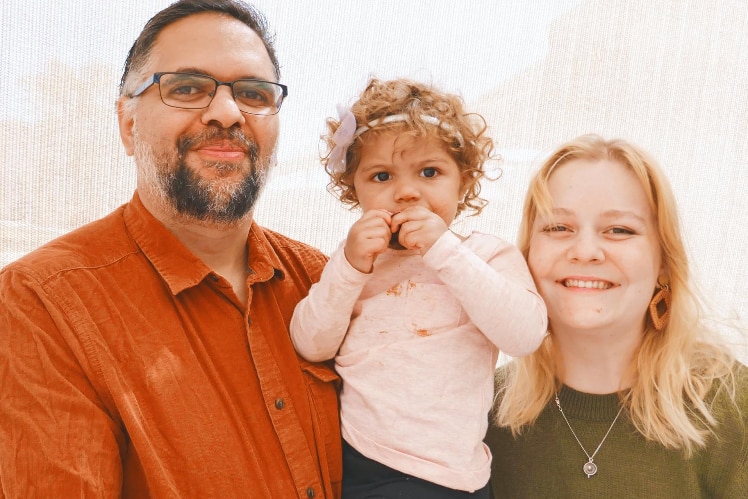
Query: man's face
xmin=118 ymin=12 xmax=280 ymax=224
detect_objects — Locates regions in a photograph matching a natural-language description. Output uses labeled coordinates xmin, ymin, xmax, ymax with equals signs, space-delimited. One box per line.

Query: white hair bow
xmin=327 ymin=105 xmax=358 ymax=174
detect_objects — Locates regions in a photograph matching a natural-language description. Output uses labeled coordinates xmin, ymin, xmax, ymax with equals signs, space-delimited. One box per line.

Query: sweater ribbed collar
xmin=555 ymin=385 xmax=628 ymax=422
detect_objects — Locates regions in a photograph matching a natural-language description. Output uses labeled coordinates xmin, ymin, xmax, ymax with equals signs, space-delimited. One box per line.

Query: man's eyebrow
xmin=172 ymin=67 xmax=269 ymax=81
xmin=173 ymin=67 xmax=210 ymax=75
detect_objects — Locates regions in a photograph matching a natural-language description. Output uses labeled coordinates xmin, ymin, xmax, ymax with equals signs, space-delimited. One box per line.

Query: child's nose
xmin=394 ymin=181 xmax=420 ymax=202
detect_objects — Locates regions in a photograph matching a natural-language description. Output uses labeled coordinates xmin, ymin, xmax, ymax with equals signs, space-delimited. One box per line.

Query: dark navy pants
xmin=342 ymin=440 xmax=491 ymax=499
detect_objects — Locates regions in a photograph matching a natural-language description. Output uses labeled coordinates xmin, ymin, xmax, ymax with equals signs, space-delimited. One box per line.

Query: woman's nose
xmin=566 ymin=232 xmax=605 ymax=263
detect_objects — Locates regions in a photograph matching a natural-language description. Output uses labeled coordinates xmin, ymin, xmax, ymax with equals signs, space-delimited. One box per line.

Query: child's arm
xmin=290 ymin=210 xmax=391 ymax=362
xmin=289 ymin=246 xmax=369 ymax=362
xmin=422 ymin=231 xmax=548 ymax=357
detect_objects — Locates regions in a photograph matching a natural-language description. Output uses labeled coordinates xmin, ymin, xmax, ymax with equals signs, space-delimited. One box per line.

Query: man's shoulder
xmin=1 ymin=206 xmax=135 ymax=283
xmin=258 ymin=226 xmax=327 ymax=263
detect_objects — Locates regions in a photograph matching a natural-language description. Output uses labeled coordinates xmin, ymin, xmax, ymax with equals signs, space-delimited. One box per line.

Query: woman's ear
xmin=657 ymin=262 xmax=670 ymax=286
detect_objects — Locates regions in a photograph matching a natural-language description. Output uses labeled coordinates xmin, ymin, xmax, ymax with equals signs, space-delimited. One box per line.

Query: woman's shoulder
xmin=729 ymin=361 xmax=748 ymax=409
xmin=716 ymin=361 xmax=748 ymax=402
xmin=697 ymin=361 xmax=748 ymax=498
xmin=706 ymin=361 xmax=748 ymax=443
xmin=494 ymin=361 xmax=512 ymax=385
xmin=492 ymin=361 xmax=514 ymax=405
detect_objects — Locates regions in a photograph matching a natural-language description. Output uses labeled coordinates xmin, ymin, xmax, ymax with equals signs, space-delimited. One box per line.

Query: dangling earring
xmin=649 ymin=282 xmax=671 ymax=331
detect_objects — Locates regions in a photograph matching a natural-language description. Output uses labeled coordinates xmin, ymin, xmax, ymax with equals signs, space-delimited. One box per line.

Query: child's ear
xmin=459 ymin=174 xmax=473 ymax=199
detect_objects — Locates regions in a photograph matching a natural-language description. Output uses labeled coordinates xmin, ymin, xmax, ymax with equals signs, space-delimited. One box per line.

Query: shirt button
xmin=274 ymin=398 xmax=285 ymax=410
xmin=306 ymin=487 xmax=315 ymax=498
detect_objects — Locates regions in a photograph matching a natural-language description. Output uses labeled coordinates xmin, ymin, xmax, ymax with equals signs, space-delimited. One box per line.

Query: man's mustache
xmin=177 ymin=126 xmax=258 ymax=159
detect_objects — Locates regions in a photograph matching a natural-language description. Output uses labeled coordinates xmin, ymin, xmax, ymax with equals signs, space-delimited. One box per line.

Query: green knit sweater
xmin=486 ymin=365 xmax=748 ymax=498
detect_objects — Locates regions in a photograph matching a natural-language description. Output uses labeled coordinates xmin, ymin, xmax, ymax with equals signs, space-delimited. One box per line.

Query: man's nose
xmin=201 ymin=84 xmax=245 ymax=128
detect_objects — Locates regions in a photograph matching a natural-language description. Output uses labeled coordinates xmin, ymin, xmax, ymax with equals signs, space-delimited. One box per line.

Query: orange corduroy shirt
xmin=0 ymin=192 xmax=342 ymax=498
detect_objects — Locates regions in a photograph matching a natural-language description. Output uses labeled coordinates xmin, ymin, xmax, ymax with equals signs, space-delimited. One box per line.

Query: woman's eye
xmin=373 ymin=172 xmax=391 ymax=182
xmin=542 ymin=225 xmax=567 ymax=232
xmin=608 ymin=227 xmax=635 ymax=235
xmin=421 ymin=167 xmax=438 ymax=178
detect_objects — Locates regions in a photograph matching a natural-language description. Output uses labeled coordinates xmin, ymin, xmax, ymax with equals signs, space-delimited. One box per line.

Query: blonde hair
xmin=496 ymin=134 xmax=737 ymax=456
xmin=322 ymin=77 xmax=495 ymax=216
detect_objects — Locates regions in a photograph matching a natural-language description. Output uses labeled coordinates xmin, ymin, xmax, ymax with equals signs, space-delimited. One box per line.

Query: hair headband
xmin=327 ymin=105 xmax=462 ymax=174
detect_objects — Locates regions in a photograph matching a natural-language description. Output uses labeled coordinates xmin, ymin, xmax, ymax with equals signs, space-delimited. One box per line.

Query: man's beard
xmin=134 ymin=125 xmax=271 ymax=225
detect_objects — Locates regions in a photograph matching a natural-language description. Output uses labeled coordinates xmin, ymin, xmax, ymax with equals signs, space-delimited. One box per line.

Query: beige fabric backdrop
xmin=1 ymin=0 xmax=746 ymax=359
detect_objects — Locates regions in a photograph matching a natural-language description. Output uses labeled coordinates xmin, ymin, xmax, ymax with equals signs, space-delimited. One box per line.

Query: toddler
xmin=290 ymin=78 xmax=547 ymax=498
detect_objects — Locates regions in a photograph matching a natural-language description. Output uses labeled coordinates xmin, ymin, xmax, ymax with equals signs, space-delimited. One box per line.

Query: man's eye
xmin=171 ymin=85 xmax=204 ymax=96
xmin=235 ymin=89 xmax=271 ymax=105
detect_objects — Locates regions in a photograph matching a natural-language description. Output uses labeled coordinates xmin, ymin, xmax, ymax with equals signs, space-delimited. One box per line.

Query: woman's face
xmin=527 ymin=158 xmax=662 ymax=341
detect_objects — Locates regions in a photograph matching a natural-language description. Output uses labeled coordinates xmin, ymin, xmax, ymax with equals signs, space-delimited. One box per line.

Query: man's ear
xmin=117 ymin=97 xmax=135 ymax=156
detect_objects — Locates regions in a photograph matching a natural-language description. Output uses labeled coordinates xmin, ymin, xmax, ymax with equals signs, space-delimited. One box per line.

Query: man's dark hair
xmin=119 ymin=0 xmax=279 ymax=95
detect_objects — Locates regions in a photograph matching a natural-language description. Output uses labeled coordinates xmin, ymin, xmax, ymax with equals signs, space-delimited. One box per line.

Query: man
xmin=0 ymin=1 xmax=341 ymax=497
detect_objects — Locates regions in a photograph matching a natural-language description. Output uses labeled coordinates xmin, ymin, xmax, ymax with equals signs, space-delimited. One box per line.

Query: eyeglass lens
xmin=158 ymin=73 xmax=283 ymax=115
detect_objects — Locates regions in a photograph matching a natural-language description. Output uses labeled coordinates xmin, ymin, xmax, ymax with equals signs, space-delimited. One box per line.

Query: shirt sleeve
xmin=0 ymin=267 xmax=124 ymax=498
xmin=289 ymin=243 xmax=370 ymax=362
xmin=422 ymin=231 xmax=548 ymax=357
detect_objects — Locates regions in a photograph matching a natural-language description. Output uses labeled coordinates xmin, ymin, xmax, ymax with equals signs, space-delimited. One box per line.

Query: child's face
xmin=352 ymin=132 xmax=463 ymax=225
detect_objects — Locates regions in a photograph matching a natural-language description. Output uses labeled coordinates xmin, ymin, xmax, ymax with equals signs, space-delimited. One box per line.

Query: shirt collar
xmin=246 ymin=217 xmax=285 ymax=284
xmin=123 ymin=192 xmax=284 ymax=295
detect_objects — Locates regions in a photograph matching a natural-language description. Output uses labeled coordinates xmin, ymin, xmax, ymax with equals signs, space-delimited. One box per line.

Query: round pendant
xmin=583 ymin=461 xmax=598 ymax=478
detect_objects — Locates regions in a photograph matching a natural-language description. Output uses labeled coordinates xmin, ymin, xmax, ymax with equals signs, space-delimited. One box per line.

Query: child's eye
xmin=372 ymin=172 xmax=391 ymax=182
xmin=421 ymin=167 xmax=438 ymax=178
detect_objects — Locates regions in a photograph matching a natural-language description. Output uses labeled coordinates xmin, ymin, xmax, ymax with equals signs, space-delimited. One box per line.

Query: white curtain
xmin=1 ymin=0 xmax=746 ymax=359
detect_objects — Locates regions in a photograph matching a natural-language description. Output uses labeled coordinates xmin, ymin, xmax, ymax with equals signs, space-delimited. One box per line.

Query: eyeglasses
xmin=131 ymin=72 xmax=288 ymax=116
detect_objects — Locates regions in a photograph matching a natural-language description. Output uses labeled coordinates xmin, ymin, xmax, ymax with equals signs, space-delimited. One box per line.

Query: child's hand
xmin=344 ymin=209 xmax=392 ymax=273
xmin=391 ymin=206 xmax=448 ymax=255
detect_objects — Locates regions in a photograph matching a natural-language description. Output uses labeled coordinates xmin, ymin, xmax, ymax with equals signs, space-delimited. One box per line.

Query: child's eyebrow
xmin=413 ymin=156 xmax=453 ymax=165
xmin=356 ymin=162 xmax=391 ymax=174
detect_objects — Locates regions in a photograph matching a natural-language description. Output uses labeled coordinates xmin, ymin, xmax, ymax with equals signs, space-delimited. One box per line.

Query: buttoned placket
xmin=245 ymin=272 xmax=324 ymax=498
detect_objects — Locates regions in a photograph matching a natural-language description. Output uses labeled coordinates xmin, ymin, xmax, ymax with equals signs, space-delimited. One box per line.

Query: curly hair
xmin=322 ymin=78 xmax=496 ymax=217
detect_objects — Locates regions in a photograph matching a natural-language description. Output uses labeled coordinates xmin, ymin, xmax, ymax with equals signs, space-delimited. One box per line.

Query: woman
xmin=486 ymin=134 xmax=747 ymax=498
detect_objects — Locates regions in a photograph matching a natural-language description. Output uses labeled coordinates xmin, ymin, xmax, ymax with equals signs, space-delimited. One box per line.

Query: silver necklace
xmin=554 ymin=392 xmax=625 ymax=478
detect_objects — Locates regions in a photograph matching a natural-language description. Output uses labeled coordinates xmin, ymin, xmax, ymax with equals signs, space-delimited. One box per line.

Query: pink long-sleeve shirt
xmin=290 ymin=231 xmax=547 ymax=492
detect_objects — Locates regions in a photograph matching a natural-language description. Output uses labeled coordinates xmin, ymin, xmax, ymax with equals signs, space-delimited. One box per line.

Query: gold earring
xmin=649 ymin=283 xmax=671 ymax=331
